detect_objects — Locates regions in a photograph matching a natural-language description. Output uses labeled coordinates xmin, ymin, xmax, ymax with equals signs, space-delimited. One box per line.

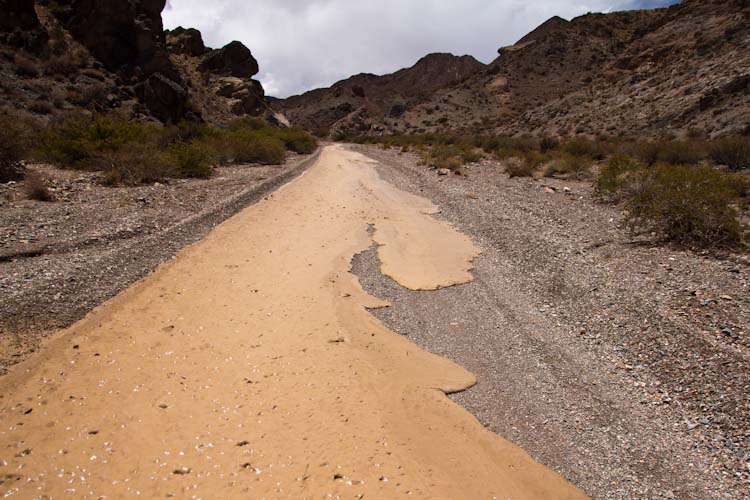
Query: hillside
xmin=277 ymin=53 xmax=486 ymax=135
xmin=0 ymin=0 xmax=271 ymax=124
xmin=279 ymin=0 xmax=750 ymax=139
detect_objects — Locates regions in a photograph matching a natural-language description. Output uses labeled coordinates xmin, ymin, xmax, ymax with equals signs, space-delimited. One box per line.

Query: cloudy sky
xmin=163 ymin=0 xmax=680 ymax=98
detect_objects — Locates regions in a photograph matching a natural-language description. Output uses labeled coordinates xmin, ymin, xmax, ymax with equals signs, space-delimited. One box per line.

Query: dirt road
xmin=0 ymin=145 xmax=587 ymax=499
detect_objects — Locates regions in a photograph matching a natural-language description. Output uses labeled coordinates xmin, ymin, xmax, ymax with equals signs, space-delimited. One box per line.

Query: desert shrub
xmin=228 ymin=129 xmax=286 ymax=165
xmin=539 ymin=136 xmax=560 ymax=153
xmin=29 ymin=100 xmax=54 ymax=115
xmin=655 ymin=141 xmax=705 ymax=165
xmin=625 ymin=164 xmax=744 ymax=248
xmin=37 ymin=113 xmax=153 ymax=168
xmin=0 ymin=115 xmax=30 ymax=182
xmin=506 ymin=157 xmax=535 ymax=178
xmin=595 ymin=154 xmax=644 ymax=200
xmin=169 ymin=140 xmax=216 ymax=179
xmin=562 ymin=138 xmax=610 ymax=160
xmin=44 ymin=53 xmax=79 ymax=76
xmin=627 ymin=140 xmax=705 ymax=166
xmin=24 ymin=171 xmax=55 ymax=201
xmin=160 ymin=121 xmax=216 ymax=146
xmin=709 ymin=136 xmax=750 ymax=171
xmin=98 ymin=143 xmax=177 ymax=186
xmin=543 ymin=154 xmax=593 ymax=178
xmin=460 ymin=148 xmax=484 ymax=163
xmin=14 ymin=53 xmax=39 ymax=77
xmin=276 ymin=128 xmax=317 ymax=154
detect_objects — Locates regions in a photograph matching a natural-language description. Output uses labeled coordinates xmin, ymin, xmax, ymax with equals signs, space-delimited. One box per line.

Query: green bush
xmin=543 ymin=154 xmax=593 ymax=178
xmin=98 ymin=143 xmax=178 ymax=186
xmin=276 ymin=128 xmax=318 ymax=154
xmin=627 ymin=140 xmax=705 ymax=166
xmin=169 ymin=140 xmax=216 ymax=179
xmin=37 ymin=113 xmax=153 ymax=168
xmin=228 ymin=129 xmax=286 ymax=165
xmin=562 ymin=139 xmax=610 ymax=160
xmin=625 ymin=164 xmax=744 ymax=248
xmin=709 ymin=136 xmax=750 ymax=171
xmin=595 ymin=154 xmax=644 ymax=200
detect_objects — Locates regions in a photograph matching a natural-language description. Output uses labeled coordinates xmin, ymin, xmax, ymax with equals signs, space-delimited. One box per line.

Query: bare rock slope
xmin=280 ymin=0 xmax=750 ymax=139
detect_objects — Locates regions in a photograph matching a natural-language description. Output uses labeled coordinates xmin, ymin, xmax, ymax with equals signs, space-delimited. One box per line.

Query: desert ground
xmin=0 ymin=145 xmax=748 ymax=499
xmin=0 ymin=145 xmax=589 ymax=499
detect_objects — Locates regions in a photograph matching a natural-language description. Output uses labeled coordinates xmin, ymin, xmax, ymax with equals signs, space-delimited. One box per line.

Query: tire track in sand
xmin=0 ymin=145 xmax=589 ymax=499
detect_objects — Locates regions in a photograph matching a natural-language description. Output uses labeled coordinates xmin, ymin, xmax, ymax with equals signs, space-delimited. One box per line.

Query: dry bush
xmin=562 ymin=138 xmax=610 ymax=160
xmin=24 ymin=171 xmax=55 ymax=201
xmin=625 ymin=164 xmax=744 ymax=248
xmin=595 ymin=154 xmax=644 ymax=201
xmin=709 ymin=136 xmax=750 ymax=171
xmin=626 ymin=140 xmax=705 ymax=166
xmin=505 ymin=157 xmax=535 ymax=178
xmin=14 ymin=53 xmax=40 ymax=77
xmin=0 ymin=114 xmax=30 ymax=182
xmin=543 ymin=154 xmax=593 ymax=178
xmin=98 ymin=143 xmax=178 ymax=186
xmin=169 ymin=140 xmax=216 ymax=179
xmin=44 ymin=53 xmax=80 ymax=76
xmin=28 ymin=100 xmax=54 ymax=115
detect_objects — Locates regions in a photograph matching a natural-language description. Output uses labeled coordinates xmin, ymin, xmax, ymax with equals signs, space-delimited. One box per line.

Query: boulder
xmin=199 ymin=41 xmax=259 ymax=78
xmin=134 ymin=73 xmax=188 ymax=123
xmin=166 ymin=27 xmax=208 ymax=56
xmin=214 ymin=77 xmax=265 ymax=116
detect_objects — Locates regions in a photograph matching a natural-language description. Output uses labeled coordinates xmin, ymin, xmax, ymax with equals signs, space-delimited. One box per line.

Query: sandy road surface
xmin=0 ymin=145 xmax=587 ymax=499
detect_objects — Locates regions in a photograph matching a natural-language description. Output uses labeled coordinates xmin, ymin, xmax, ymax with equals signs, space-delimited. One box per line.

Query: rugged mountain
xmin=277 ymin=53 xmax=485 ymax=135
xmin=280 ymin=0 xmax=750 ymax=139
xmin=0 ymin=0 xmax=269 ymax=124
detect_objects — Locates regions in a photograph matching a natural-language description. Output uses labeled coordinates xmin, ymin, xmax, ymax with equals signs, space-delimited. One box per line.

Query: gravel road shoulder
xmin=0 ymin=150 xmax=319 ymax=374
xmin=351 ymin=145 xmax=749 ymax=500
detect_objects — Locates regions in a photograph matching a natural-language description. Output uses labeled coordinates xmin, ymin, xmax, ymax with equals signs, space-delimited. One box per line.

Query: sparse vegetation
xmin=0 ymin=114 xmax=30 ymax=182
xmin=505 ymin=157 xmax=536 ymax=178
xmin=349 ymin=132 xmax=748 ymax=249
xmin=624 ymin=164 xmax=744 ymax=248
xmin=14 ymin=53 xmax=40 ymax=77
xmin=30 ymin=113 xmax=317 ymax=185
xmin=24 ymin=171 xmax=55 ymax=201
xmin=709 ymin=136 xmax=750 ymax=171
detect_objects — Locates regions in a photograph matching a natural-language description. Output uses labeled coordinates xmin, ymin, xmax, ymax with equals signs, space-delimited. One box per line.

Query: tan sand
xmin=0 ymin=145 xmax=589 ymax=499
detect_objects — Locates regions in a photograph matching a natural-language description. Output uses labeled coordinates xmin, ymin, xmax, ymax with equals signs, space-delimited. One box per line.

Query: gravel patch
xmin=351 ymin=145 xmax=749 ymax=500
xmin=0 ymin=150 xmax=319 ymax=374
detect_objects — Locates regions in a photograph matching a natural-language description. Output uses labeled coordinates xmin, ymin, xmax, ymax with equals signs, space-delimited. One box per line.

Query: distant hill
xmin=278 ymin=0 xmax=750 ymax=139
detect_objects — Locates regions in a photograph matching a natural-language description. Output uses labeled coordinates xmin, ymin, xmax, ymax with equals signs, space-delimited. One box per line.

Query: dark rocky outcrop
xmin=50 ymin=0 xmax=188 ymax=121
xmin=0 ymin=0 xmax=48 ymax=51
xmin=198 ymin=40 xmax=259 ymax=78
xmin=134 ymin=72 xmax=189 ymax=123
xmin=166 ymin=26 xmax=208 ymax=57
xmin=51 ymin=0 xmax=177 ymax=79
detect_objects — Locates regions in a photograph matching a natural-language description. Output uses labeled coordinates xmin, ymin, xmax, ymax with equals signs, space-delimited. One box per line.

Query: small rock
xmin=544 ymin=187 xmax=557 ymax=194
xmin=437 ymin=168 xmax=451 ymax=176
xmin=173 ymin=467 xmax=191 ymax=475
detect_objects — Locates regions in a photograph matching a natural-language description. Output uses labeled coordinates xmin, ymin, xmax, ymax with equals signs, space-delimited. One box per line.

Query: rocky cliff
xmin=0 ymin=0 xmax=268 ymax=124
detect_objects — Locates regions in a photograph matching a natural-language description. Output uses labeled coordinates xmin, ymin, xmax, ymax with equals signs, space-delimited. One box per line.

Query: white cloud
xmin=163 ymin=0 xmax=677 ymax=98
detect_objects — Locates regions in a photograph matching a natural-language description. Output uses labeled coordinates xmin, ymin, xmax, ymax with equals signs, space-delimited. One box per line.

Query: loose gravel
xmin=351 ymin=145 xmax=749 ymax=500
